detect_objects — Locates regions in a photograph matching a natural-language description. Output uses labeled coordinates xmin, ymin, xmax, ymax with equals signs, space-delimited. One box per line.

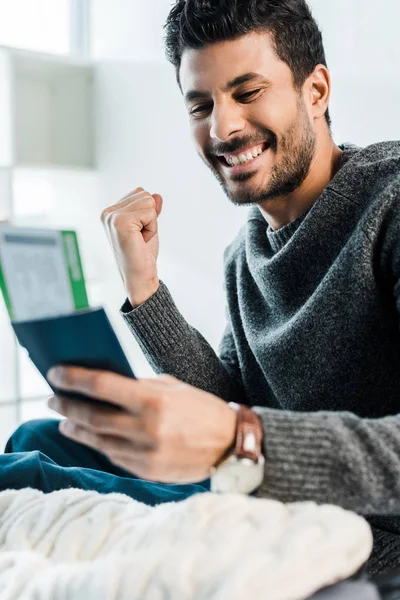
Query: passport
xmin=12 ymin=308 xmax=136 ymax=409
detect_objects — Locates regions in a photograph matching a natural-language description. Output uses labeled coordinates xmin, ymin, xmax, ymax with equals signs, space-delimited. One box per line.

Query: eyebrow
xmin=184 ymin=72 xmax=270 ymax=103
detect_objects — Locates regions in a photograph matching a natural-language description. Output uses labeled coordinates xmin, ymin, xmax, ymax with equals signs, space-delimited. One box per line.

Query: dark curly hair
xmin=164 ymin=0 xmax=331 ymax=128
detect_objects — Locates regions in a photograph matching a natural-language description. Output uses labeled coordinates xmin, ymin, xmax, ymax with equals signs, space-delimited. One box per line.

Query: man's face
xmin=180 ymin=32 xmax=316 ymax=206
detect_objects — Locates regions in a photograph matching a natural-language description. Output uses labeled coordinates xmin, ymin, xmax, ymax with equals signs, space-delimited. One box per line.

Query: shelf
xmin=0 ymin=46 xmax=98 ymax=411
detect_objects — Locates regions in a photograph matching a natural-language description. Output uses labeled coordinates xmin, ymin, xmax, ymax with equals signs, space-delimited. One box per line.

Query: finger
xmin=47 ymin=395 xmax=149 ymax=442
xmin=106 ymin=210 xmax=158 ymax=249
xmin=151 ymin=193 xmax=163 ymax=217
xmin=116 ymin=190 xmax=161 ymax=214
xmin=59 ymin=421 xmax=150 ymax=455
xmin=113 ymin=191 xmax=153 ymax=214
xmin=47 ymin=367 xmax=158 ymax=412
xmin=107 ymin=454 xmax=150 ymax=478
xmin=118 ymin=187 xmax=145 ymax=203
xmin=100 ymin=188 xmax=149 ymax=224
xmin=147 ymin=375 xmax=183 ymax=389
xmin=101 ymin=195 xmax=159 ymax=249
xmin=104 ymin=191 xmax=158 ymax=220
xmin=109 ymin=206 xmax=158 ymax=235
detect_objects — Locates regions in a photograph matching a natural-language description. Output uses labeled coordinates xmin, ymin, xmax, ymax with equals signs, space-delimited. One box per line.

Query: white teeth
xmin=226 ymin=145 xmax=265 ymax=166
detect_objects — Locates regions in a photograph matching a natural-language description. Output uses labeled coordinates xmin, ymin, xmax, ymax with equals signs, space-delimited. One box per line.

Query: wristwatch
xmin=210 ymin=402 xmax=265 ymax=494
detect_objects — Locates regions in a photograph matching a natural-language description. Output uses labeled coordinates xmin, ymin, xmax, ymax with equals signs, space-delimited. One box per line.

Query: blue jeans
xmin=2 ymin=419 xmax=209 ymax=505
xmin=1 ymin=421 xmax=389 ymax=598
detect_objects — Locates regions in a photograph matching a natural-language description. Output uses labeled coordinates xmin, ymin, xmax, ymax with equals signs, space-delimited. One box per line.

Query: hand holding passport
xmin=0 ymin=225 xmax=135 ymax=408
xmin=12 ymin=308 xmax=136 ymax=409
xmin=0 ymin=223 xmax=237 ymax=485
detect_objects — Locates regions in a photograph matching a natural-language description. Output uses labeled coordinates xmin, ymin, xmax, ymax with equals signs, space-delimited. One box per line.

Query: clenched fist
xmin=101 ymin=188 xmax=163 ymax=308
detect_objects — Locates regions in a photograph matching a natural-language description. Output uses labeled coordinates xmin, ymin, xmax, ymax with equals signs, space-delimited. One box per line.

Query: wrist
xmin=211 ymin=404 xmax=265 ymax=494
xmin=128 ymin=278 xmax=160 ymax=309
xmin=214 ymin=403 xmax=238 ymax=467
xmin=229 ymin=403 xmax=264 ymax=461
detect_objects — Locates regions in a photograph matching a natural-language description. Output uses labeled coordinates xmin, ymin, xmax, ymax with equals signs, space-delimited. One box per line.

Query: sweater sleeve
xmin=122 ymin=284 xmax=400 ymax=516
xmin=121 ymin=280 xmax=246 ymax=403
xmin=253 ymin=407 xmax=400 ymax=515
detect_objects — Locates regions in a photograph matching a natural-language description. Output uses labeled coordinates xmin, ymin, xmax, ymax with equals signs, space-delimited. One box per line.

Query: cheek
xmin=190 ymin=121 xmax=210 ymax=156
xmin=250 ymin=91 xmax=298 ymax=138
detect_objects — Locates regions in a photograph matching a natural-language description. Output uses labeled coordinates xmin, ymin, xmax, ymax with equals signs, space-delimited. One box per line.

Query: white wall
xmin=93 ymin=59 xmax=245 ymax=376
xmin=91 ymin=0 xmax=168 ymax=62
xmin=91 ymin=0 xmax=400 ymax=376
xmin=91 ymin=1 xmax=245 ymax=376
xmin=309 ymin=0 xmax=400 ymax=144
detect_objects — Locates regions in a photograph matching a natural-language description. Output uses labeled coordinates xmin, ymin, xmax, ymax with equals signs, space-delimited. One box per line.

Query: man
xmin=4 ymin=0 xmax=400 ymax=590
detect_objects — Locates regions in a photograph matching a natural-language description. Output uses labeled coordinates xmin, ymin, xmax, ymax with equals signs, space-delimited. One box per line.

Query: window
xmin=0 ymin=0 xmax=89 ymax=57
xmin=0 ymin=0 xmax=70 ymax=55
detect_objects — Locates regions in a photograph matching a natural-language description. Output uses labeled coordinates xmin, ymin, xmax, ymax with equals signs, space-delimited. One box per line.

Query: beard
xmin=203 ymin=98 xmax=316 ymax=207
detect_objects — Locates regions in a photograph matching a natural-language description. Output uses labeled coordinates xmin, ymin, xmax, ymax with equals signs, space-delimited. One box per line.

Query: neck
xmin=258 ymin=138 xmax=343 ymax=231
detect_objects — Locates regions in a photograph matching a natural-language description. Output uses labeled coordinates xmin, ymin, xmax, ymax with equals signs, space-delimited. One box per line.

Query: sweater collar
xmin=266 ymin=210 xmax=311 ymax=254
xmin=248 ymin=143 xmax=362 ymax=254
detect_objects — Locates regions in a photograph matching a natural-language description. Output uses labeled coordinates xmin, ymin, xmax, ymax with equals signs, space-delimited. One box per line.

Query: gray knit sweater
xmin=122 ymin=141 xmax=400 ymax=576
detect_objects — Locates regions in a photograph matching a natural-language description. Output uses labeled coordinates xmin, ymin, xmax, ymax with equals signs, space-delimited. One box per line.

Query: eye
xmin=237 ymin=89 xmax=263 ymax=103
xmin=189 ymin=104 xmax=213 ymax=118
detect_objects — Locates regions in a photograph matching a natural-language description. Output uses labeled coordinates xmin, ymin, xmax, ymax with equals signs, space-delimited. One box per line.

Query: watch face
xmin=211 ymin=456 xmax=265 ymax=494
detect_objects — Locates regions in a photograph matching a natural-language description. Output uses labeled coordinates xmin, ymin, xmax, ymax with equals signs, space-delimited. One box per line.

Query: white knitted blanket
xmin=0 ymin=488 xmax=372 ymax=600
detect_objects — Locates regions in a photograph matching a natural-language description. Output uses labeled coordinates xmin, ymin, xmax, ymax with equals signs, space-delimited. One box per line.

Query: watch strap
xmin=229 ymin=402 xmax=263 ymax=462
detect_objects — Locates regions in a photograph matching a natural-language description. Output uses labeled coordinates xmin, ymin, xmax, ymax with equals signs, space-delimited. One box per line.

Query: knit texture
xmin=122 ymin=141 xmax=400 ymax=575
xmin=0 ymin=488 xmax=372 ymax=600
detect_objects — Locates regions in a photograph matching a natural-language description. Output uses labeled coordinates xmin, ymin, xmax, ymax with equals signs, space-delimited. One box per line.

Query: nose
xmin=210 ymin=100 xmax=246 ymax=142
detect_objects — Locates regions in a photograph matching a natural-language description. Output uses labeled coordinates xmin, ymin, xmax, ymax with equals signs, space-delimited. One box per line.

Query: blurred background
xmin=0 ymin=0 xmax=399 ymax=449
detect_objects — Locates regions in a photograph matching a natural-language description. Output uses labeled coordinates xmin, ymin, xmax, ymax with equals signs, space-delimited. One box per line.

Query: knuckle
xmin=86 ymin=409 xmax=100 ymax=429
xmin=101 ymin=439 xmax=117 ymax=456
xmin=112 ymin=413 xmax=132 ymax=434
xmin=121 ymin=187 xmax=145 ymax=202
xmin=109 ymin=212 xmax=125 ymax=230
xmin=100 ymin=207 xmax=112 ymax=223
xmin=132 ymin=194 xmax=154 ymax=210
xmin=144 ymin=195 xmax=156 ymax=210
xmin=141 ymin=208 xmax=158 ymax=226
xmin=146 ymin=393 xmax=165 ymax=419
xmin=61 ymin=369 xmax=76 ymax=388
xmin=56 ymin=397 xmax=67 ymax=414
xmin=149 ymin=402 xmax=169 ymax=448
xmin=111 ymin=210 xmax=144 ymax=232
xmin=81 ymin=403 xmax=105 ymax=430
xmin=89 ymin=432 xmax=102 ymax=449
xmin=90 ymin=372 xmax=107 ymax=397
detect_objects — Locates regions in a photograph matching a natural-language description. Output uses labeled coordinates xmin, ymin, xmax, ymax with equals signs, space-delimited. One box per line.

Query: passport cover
xmin=12 ymin=308 xmax=135 ymax=408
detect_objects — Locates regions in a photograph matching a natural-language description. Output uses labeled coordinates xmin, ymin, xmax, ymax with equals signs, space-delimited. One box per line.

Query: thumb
xmin=152 ymin=193 xmax=163 ymax=217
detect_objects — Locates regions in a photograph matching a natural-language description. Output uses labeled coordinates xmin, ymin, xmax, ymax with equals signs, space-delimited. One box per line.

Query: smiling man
xmin=5 ymin=0 xmax=400 ymax=586
xmin=181 ymin=31 xmax=337 ymax=225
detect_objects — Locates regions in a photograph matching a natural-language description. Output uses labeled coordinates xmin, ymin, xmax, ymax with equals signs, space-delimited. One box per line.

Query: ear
xmin=306 ymin=64 xmax=331 ymax=121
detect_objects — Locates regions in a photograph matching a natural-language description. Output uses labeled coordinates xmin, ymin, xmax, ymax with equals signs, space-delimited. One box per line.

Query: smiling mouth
xmin=217 ymin=141 xmax=271 ymax=168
